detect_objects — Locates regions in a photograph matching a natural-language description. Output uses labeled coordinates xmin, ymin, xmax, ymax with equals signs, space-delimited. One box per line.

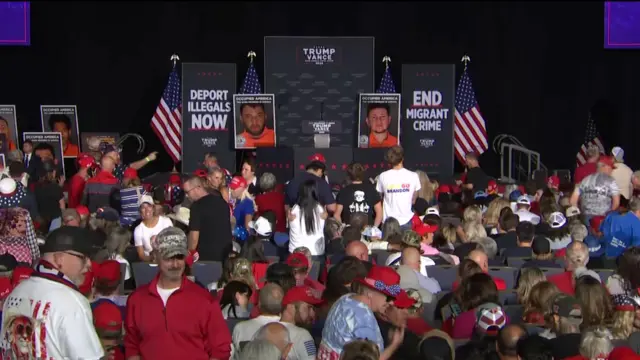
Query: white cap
xmin=0 ymin=178 xmax=16 ymax=195
xmin=426 ymin=207 xmax=440 ymax=216
xmin=139 ymin=194 xmax=154 ymax=207
xmin=549 ymin=211 xmax=567 ymax=229
xmin=612 ymin=146 xmax=624 ymax=162
xmin=249 ymin=217 xmax=273 ymax=237
xmin=516 ymin=195 xmax=530 ymax=206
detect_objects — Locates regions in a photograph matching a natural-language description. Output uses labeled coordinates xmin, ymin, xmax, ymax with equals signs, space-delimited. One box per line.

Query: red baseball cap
xmin=93 ymin=301 xmax=123 ymax=334
xmin=94 ymin=260 xmax=121 ymax=287
xmin=599 ymin=155 xmax=615 ymax=168
xmin=169 ymin=173 xmax=182 ymax=185
xmin=412 ymin=222 xmax=438 ymax=236
xmin=229 ymin=176 xmax=248 ymax=191
xmin=193 ymin=169 xmax=207 ymax=178
xmin=123 ymin=167 xmax=138 ymax=179
xmin=609 ymin=347 xmax=640 ymax=360
xmin=75 ymin=205 xmax=90 ymax=216
xmin=11 ymin=265 xmax=34 ymax=286
xmin=286 ymin=253 xmax=310 ymax=269
xmin=76 ymin=153 xmax=96 ymax=169
xmin=309 ymin=153 xmax=326 ymax=163
xmin=547 ymin=175 xmax=560 ymax=189
xmin=282 ymin=286 xmax=325 ymax=307
xmin=393 ymin=289 xmax=418 ymax=309
xmin=487 ymin=180 xmax=498 ymax=194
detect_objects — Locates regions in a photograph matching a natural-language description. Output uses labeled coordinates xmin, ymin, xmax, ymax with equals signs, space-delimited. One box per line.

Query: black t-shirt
xmin=285 ymin=172 xmax=335 ymax=207
xmin=495 ymin=231 xmax=518 ymax=250
xmin=336 ymin=183 xmax=380 ymax=224
xmin=465 ymin=166 xmax=490 ymax=193
xmin=189 ymin=194 xmax=232 ymax=262
xmin=33 ymin=181 xmax=63 ymax=220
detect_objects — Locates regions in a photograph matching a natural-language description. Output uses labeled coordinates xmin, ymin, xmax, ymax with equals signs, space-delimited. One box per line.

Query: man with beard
xmin=364 ymin=103 xmax=398 ymax=148
xmin=125 ymin=227 xmax=231 ymax=360
xmin=236 ymin=103 xmax=275 ymax=148
xmin=0 ymin=226 xmax=103 ymax=359
xmin=279 ymin=286 xmax=324 ymax=360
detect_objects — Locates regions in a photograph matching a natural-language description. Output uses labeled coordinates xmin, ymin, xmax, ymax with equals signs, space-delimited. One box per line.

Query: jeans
xmin=400 ymin=220 xmax=413 ymax=232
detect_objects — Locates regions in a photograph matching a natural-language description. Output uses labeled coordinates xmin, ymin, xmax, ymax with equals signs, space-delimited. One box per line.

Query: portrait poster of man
xmin=233 ymin=94 xmax=277 ymax=149
xmin=0 ymin=105 xmax=19 ymax=153
xmin=40 ymin=105 xmax=80 ymax=157
xmin=80 ymin=132 xmax=120 ymax=153
xmin=357 ymin=94 xmax=401 ymax=148
xmin=22 ymin=132 xmax=65 ymax=175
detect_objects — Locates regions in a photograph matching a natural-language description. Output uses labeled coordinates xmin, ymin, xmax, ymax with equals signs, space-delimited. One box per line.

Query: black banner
xmin=401 ymin=64 xmax=455 ymax=178
xmin=181 ymin=63 xmax=236 ymax=174
xmin=255 ymin=147 xmax=294 ymax=184
xmin=264 ymin=36 xmax=375 ymax=148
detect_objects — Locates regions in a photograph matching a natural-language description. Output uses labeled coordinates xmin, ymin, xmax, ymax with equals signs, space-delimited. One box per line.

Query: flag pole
xmin=170 ymin=53 xmax=180 ymax=172
xmin=247 ymin=50 xmax=256 ymax=63
xmin=382 ymin=55 xmax=391 ymax=70
xmin=461 ymin=54 xmax=471 ymax=71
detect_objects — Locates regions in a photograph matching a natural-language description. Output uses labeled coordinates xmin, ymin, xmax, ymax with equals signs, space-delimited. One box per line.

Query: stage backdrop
xmin=401 ymin=64 xmax=455 ymax=179
xmin=181 ymin=63 xmax=236 ymax=174
xmin=264 ymin=36 xmax=375 ymax=148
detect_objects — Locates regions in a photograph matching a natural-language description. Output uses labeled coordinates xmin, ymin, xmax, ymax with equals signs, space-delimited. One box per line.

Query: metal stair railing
xmin=493 ymin=134 xmax=547 ymax=173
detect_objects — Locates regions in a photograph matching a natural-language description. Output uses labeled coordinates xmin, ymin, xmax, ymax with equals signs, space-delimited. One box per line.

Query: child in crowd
xmin=92 ymin=300 xmax=125 ymax=360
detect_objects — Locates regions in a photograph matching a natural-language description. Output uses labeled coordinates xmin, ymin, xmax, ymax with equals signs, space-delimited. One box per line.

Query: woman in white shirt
xmin=288 ymin=180 xmax=327 ymax=256
xmin=133 ymin=196 xmax=173 ymax=261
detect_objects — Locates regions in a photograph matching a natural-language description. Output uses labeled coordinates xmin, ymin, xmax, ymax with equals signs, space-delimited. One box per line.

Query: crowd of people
xmin=0 ymin=140 xmax=638 ymax=360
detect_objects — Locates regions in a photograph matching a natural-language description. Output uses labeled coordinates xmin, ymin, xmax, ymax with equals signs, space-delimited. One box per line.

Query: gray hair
xmin=630 ymin=197 xmax=640 ymax=212
xmin=258 ymin=283 xmax=284 ymax=316
xmin=324 ymin=218 xmax=342 ymax=241
xmin=6 ymin=150 xmax=22 ymax=163
xmin=579 ymin=327 xmax=613 ymax=360
xmin=566 ymin=241 xmax=589 ymax=271
xmin=503 ymin=184 xmax=519 ymax=200
xmin=61 ymin=208 xmax=80 ymax=223
xmin=569 ymin=223 xmax=588 ymax=242
xmin=105 ymin=226 xmax=132 ymax=256
xmin=259 ymin=172 xmax=277 ymax=192
xmin=253 ymin=323 xmax=291 ymax=344
xmin=239 ymin=339 xmax=282 ymax=360
xmin=476 ymin=237 xmax=498 ymax=259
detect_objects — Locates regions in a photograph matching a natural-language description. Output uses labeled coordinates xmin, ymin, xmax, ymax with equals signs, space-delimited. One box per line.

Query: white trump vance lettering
xmin=188 ymin=89 xmax=232 ymax=130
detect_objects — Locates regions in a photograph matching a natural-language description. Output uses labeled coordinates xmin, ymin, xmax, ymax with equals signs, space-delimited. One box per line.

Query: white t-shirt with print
xmin=133 ymin=216 xmax=173 ymax=255
xmin=288 ymin=204 xmax=325 ymax=256
xmin=0 ymin=277 xmax=104 ymax=360
xmin=376 ymin=168 xmax=421 ymax=225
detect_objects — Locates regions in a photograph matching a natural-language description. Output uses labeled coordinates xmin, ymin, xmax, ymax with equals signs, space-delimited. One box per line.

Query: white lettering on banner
xmin=406 ymin=90 xmax=450 ymax=131
xmin=312 ymin=121 xmax=334 ymax=133
xmin=420 ymin=139 xmax=436 ymax=148
xmin=302 ymin=47 xmax=336 ymax=65
xmin=188 ymin=89 xmax=232 ymax=130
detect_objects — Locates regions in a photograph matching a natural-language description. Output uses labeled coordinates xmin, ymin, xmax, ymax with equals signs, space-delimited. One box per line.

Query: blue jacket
xmin=602 ymin=212 xmax=640 ymax=258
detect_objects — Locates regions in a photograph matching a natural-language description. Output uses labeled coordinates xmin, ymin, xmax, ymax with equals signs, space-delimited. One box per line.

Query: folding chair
xmin=429 ymin=266 xmax=457 ymax=292
xmin=507 ymin=257 xmax=529 ymax=268
xmin=192 ymin=261 xmax=223 ymax=286
xmin=488 ymin=267 xmax=518 ymax=290
xmin=372 ymin=250 xmax=393 ymax=266
xmin=541 ymin=267 xmax=564 ymax=278
xmin=131 ymin=262 xmax=159 ymax=288
xmin=499 ymin=290 xmax=518 ymax=306
xmin=454 ymin=339 xmax=470 ymax=348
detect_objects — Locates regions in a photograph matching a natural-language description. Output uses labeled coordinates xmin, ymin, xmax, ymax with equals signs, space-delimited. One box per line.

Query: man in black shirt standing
xmin=335 ymin=163 xmax=382 ymax=227
xmin=460 ymin=152 xmax=490 ymax=193
xmin=183 ymin=176 xmax=232 ymax=261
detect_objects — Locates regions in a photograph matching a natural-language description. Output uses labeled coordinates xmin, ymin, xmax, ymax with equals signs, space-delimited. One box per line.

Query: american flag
xmin=150 ymin=66 xmax=182 ymax=163
xmin=376 ymin=66 xmax=396 ymax=93
xmin=304 ymin=340 xmax=317 ymax=356
xmin=454 ymin=69 xmax=488 ymax=163
xmin=240 ymin=61 xmax=262 ymax=94
xmin=576 ymin=113 xmax=605 ymax=165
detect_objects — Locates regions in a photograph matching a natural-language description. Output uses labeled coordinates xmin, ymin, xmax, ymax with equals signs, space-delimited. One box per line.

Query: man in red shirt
xmin=286 ymin=252 xmax=325 ymax=292
xmin=68 ymin=154 xmax=96 ymax=208
xmin=548 ymin=241 xmax=590 ymax=295
xmin=125 ymin=227 xmax=231 ymax=360
xmin=574 ymin=144 xmax=601 ymax=184
xmin=83 ymin=155 xmax=119 ymax=212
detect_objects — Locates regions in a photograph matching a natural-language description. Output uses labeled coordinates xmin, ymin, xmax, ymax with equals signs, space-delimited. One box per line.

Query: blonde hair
xmin=484 ymin=198 xmax=510 ymax=228
xmin=238 ymin=188 xmax=258 ymax=212
xmin=463 ymin=205 xmax=483 ymax=223
xmin=415 ymin=170 xmax=435 ymax=204
xmin=610 ymin=310 xmax=635 ymax=340
xmin=517 ymin=268 xmax=546 ymax=305
xmin=463 ymin=221 xmax=487 ymax=243
xmin=441 ymin=224 xmax=457 ymax=245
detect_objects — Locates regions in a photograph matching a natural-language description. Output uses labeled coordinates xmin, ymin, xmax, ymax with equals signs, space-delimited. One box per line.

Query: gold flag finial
xmin=170 ymin=53 xmax=180 ymax=67
xmin=247 ymin=51 xmax=257 ymax=63
xmin=382 ymin=56 xmax=391 ymax=69
xmin=461 ymin=54 xmax=471 ymax=71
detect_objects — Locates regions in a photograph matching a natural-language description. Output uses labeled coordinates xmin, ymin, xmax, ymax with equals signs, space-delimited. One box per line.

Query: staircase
xmin=492 ymin=134 xmax=546 ymax=184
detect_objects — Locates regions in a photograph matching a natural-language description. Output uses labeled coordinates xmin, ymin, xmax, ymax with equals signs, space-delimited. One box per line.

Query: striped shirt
xmin=120 ymin=186 xmax=145 ymax=226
